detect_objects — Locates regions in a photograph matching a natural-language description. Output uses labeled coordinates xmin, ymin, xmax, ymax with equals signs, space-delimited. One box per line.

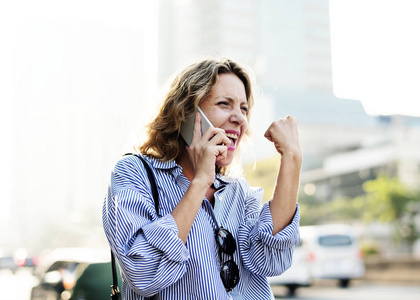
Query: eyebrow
xmin=217 ymin=96 xmax=248 ymax=106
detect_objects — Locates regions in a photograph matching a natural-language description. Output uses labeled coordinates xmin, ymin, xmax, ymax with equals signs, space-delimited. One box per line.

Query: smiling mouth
xmin=225 ymin=132 xmax=238 ymax=150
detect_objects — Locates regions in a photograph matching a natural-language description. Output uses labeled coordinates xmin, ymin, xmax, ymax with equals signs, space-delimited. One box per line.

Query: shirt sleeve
xmin=237 ymin=181 xmax=300 ymax=277
xmin=102 ymin=156 xmax=189 ymax=297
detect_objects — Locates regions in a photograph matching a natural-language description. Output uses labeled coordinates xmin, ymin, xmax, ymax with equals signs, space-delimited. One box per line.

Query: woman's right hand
xmin=186 ymin=112 xmax=231 ymax=187
xmin=172 ymin=113 xmax=230 ymax=243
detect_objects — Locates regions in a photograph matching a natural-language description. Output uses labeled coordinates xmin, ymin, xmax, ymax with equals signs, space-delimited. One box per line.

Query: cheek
xmin=239 ymin=122 xmax=249 ymax=139
xmin=216 ymin=154 xmax=234 ymax=167
xmin=206 ymin=109 xmax=226 ymax=127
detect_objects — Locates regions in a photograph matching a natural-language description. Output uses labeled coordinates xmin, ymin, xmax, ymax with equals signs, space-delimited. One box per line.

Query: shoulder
xmin=114 ymin=154 xmax=145 ymax=176
xmin=111 ymin=154 xmax=153 ymax=188
xmin=112 ymin=154 xmax=176 ymax=187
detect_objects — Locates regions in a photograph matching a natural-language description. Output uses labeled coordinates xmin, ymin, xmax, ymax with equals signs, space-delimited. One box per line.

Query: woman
xmin=103 ymin=58 xmax=302 ymax=300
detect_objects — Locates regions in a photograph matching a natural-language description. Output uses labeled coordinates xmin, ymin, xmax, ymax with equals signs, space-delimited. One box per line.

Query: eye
xmin=218 ymin=101 xmax=229 ymax=107
xmin=241 ymin=106 xmax=249 ymax=114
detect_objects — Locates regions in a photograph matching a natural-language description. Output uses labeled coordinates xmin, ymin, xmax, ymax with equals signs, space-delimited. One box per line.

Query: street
xmin=0 ymin=269 xmax=38 ymax=300
xmin=271 ymin=281 xmax=420 ymax=300
xmin=2 ymin=269 xmax=420 ymax=300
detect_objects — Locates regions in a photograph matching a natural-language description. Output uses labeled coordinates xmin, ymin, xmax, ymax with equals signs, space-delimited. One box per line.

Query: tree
xmin=297 ymin=192 xmax=365 ymax=226
xmin=358 ymin=175 xmax=420 ymax=252
xmin=243 ymin=155 xmax=281 ymax=203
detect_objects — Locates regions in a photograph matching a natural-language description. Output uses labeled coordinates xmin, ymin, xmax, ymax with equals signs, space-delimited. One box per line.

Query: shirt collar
xmin=141 ymin=155 xmax=182 ymax=180
xmin=142 ymin=155 xmax=178 ymax=170
xmin=214 ymin=173 xmax=235 ymax=189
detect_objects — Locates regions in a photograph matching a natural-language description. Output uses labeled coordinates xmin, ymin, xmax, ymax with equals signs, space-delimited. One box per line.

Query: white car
xmin=301 ymin=224 xmax=365 ymax=287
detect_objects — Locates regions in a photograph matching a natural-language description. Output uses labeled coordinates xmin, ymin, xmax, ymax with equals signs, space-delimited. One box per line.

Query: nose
xmin=229 ymin=107 xmax=247 ymax=126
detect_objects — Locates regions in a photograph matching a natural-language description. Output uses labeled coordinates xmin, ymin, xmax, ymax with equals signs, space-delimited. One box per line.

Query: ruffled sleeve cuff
xmin=255 ymin=202 xmax=300 ymax=250
xmin=141 ymin=214 xmax=190 ymax=263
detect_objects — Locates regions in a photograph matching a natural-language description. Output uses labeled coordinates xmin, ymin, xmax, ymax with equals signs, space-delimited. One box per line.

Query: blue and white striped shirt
xmin=102 ymin=155 xmax=300 ymax=300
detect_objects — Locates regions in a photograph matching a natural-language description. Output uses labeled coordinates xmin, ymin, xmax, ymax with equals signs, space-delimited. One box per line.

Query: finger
xmin=210 ymin=132 xmax=231 ymax=146
xmin=201 ymin=127 xmax=224 ymax=140
xmin=201 ymin=128 xmax=231 ymax=146
xmin=214 ymin=145 xmax=228 ymax=161
xmin=285 ymin=115 xmax=298 ymax=125
xmin=190 ymin=112 xmax=202 ymax=145
xmin=264 ymin=131 xmax=273 ymax=142
xmin=264 ymin=125 xmax=274 ymax=142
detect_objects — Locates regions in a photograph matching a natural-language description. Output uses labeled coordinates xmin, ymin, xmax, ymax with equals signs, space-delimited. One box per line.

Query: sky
xmin=329 ymin=0 xmax=420 ymax=117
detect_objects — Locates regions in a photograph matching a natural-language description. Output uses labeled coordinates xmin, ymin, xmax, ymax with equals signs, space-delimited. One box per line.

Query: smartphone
xmin=180 ymin=106 xmax=214 ymax=145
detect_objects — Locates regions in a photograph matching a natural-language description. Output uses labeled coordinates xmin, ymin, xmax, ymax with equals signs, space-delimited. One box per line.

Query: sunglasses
xmin=215 ymin=226 xmax=239 ymax=292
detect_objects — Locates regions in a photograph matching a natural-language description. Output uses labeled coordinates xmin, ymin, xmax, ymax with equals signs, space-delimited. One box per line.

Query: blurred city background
xmin=1 ymin=0 xmax=420 ymax=299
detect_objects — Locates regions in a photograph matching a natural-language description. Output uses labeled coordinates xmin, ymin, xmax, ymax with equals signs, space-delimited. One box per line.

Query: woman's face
xmin=200 ymin=73 xmax=249 ymax=166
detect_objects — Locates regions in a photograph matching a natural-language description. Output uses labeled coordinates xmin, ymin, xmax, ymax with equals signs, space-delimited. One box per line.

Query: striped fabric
xmin=102 ymin=155 xmax=300 ymax=300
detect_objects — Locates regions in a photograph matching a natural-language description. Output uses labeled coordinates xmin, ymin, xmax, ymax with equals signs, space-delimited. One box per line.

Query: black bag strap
xmin=110 ymin=153 xmax=160 ymax=299
xmin=135 ymin=154 xmax=161 ymax=217
xmin=122 ymin=153 xmax=160 ymax=216
xmin=110 ymin=251 xmax=120 ymax=299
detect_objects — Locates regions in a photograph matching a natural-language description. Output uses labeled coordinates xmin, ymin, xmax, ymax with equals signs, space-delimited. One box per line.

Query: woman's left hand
xmin=264 ymin=115 xmax=302 ymax=158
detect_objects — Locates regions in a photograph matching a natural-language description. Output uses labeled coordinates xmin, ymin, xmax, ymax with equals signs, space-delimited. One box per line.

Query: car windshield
xmin=47 ymin=261 xmax=79 ymax=273
xmin=318 ymin=234 xmax=352 ymax=247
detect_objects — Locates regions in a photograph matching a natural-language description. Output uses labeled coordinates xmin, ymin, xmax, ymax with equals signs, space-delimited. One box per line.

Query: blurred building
xmin=301 ymin=116 xmax=420 ymax=200
xmin=157 ymin=0 xmax=332 ymax=91
xmin=257 ymin=0 xmax=332 ymax=92
xmin=158 ymin=0 xmax=258 ymax=84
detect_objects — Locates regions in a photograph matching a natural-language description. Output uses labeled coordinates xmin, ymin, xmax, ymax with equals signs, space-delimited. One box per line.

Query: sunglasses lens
xmin=220 ymin=260 xmax=239 ymax=291
xmin=216 ymin=227 xmax=236 ymax=255
xmin=216 ymin=227 xmax=239 ymax=291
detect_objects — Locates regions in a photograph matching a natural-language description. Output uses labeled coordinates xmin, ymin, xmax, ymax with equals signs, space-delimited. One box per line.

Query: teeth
xmin=225 ymin=132 xmax=238 ymax=139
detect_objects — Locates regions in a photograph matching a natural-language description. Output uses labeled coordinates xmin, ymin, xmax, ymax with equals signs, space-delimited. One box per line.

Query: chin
xmin=215 ymin=155 xmax=234 ymax=167
xmin=216 ymin=161 xmax=230 ymax=167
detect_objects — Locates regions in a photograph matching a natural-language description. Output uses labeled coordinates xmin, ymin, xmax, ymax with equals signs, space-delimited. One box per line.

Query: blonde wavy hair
xmin=138 ymin=58 xmax=255 ymax=174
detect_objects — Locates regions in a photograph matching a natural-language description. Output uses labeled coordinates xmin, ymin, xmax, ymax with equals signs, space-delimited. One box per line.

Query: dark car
xmin=31 ymin=260 xmax=82 ymax=300
xmin=30 ymin=259 xmax=121 ymax=300
xmin=71 ymin=262 xmax=121 ymax=300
